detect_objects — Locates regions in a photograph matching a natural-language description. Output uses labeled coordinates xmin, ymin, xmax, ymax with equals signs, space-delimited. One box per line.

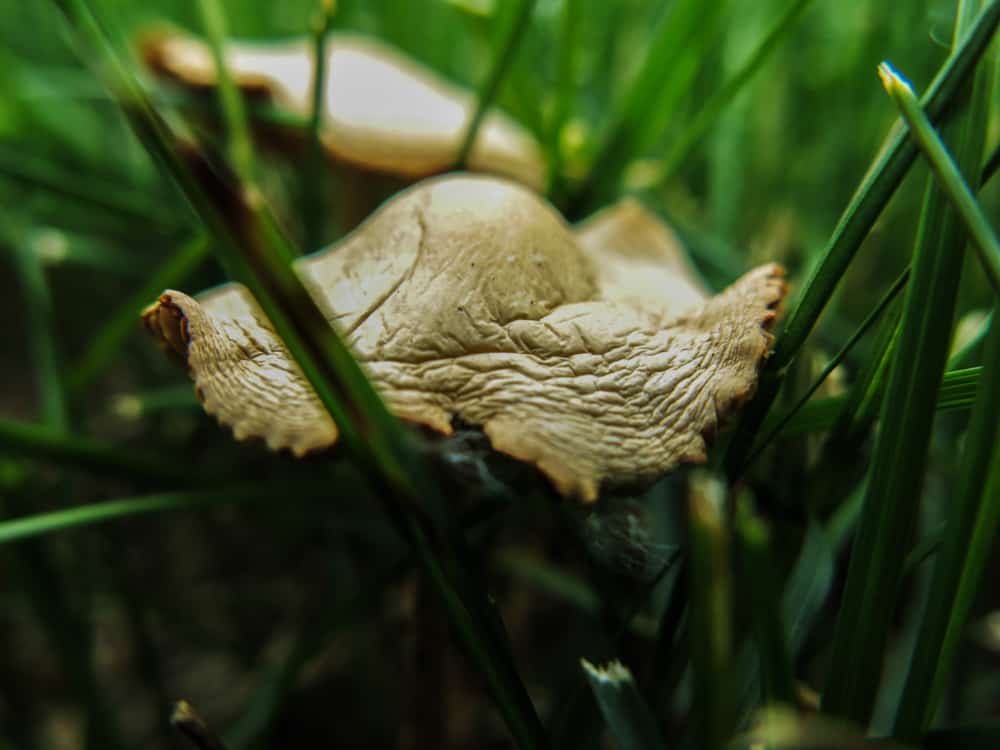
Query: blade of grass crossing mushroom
xmin=723 ymin=0 xmax=1000 ymax=480
xmin=822 ymin=0 xmax=995 ymax=722
xmin=302 ymin=0 xmax=336 ymax=253
xmin=194 ymin=0 xmax=255 ymax=183
xmin=735 ymin=496 xmax=796 ymax=707
xmin=581 ymin=660 xmax=666 ymax=750
xmin=688 ymin=472 xmax=735 ymax=750
xmin=893 ymin=312 xmax=1000 ymax=739
xmin=454 ymin=0 xmax=537 ymax=169
xmin=49 ymin=4 xmax=550 ymax=745
xmin=68 ymin=232 xmax=210 ymax=393
xmin=644 ymin=0 xmax=817 ymax=189
xmin=881 ymin=62 xmax=1000 ymax=296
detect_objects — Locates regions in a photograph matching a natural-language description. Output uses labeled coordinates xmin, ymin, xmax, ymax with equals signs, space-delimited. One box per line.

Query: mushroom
xmin=144 ymin=174 xmax=785 ymax=501
xmin=140 ymin=29 xmax=544 ymax=189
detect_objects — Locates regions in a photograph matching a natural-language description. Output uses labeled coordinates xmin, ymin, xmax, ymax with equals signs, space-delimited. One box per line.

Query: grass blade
xmin=893 ymin=313 xmax=1000 ymax=738
xmin=723 ymin=0 xmax=1000 ymax=478
xmin=455 ymin=0 xmax=537 ymax=168
xmin=775 ymin=365 xmax=983 ymax=439
xmin=689 ymin=472 xmax=735 ymax=750
xmin=747 ymin=268 xmax=909 ymax=468
xmin=195 ymin=0 xmax=255 ymax=182
xmin=67 ymin=232 xmax=210 ymax=392
xmin=7 ymin=227 xmax=67 ymax=431
xmin=0 ymin=144 xmax=179 ymax=231
xmin=0 ymin=485 xmax=316 ymax=545
xmin=644 ymin=0 xmax=817 ymax=189
xmin=576 ymin=0 xmax=731 ymax=207
xmin=822 ymin=0 xmax=995 ymax=723
xmin=880 ymin=62 xmax=1000 ymax=295
xmin=302 ymin=0 xmax=336 ymax=253
xmin=0 ymin=417 xmax=199 ymax=484
xmin=544 ymin=0 xmax=580 ymax=200
xmin=735 ymin=496 xmax=796 ymax=706
xmin=581 ymin=660 xmax=666 ymax=750
xmin=782 ymin=521 xmax=836 ymax=657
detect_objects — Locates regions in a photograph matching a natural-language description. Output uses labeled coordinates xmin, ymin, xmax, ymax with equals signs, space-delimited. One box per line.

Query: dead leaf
xmin=144 ymin=174 xmax=785 ymax=501
xmin=140 ymin=29 xmax=544 ymax=189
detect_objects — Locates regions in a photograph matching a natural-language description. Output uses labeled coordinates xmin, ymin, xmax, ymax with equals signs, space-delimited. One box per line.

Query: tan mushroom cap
xmin=144 ymin=174 xmax=785 ymax=501
xmin=140 ymin=30 xmax=545 ymax=189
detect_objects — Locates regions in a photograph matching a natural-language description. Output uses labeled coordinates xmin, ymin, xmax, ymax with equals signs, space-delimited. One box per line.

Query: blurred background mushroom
xmin=139 ymin=27 xmax=545 ymax=234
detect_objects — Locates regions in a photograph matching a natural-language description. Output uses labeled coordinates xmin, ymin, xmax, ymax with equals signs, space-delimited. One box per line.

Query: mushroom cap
xmin=144 ymin=174 xmax=785 ymax=501
xmin=140 ymin=30 xmax=545 ymax=188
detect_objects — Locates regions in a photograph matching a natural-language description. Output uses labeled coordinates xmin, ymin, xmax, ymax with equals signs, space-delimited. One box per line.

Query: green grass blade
xmin=894 ymin=313 xmax=1000 ymax=738
xmin=581 ymin=660 xmax=666 ymax=750
xmin=645 ymin=0 xmax=817 ymax=189
xmin=949 ymin=310 xmax=993 ymax=367
xmin=195 ymin=0 xmax=255 ymax=182
xmin=937 ymin=366 xmax=982 ymax=408
xmin=777 ymin=366 xmax=982 ymax=438
xmin=822 ymin=0 xmax=995 ymax=723
xmin=576 ymin=0 xmax=731 ymax=207
xmin=544 ymin=0 xmax=580 ymax=201
xmin=0 ymin=417 xmax=198 ymax=484
xmin=8 ymin=228 xmax=67 ymax=431
xmin=980 ymin=137 xmax=1000 ymax=185
xmin=110 ymin=385 xmax=200 ymax=419
xmin=834 ymin=301 xmax=905 ymax=440
xmin=455 ymin=0 xmax=537 ymax=169
xmin=747 ymin=268 xmax=909 ymax=468
xmin=302 ymin=0 xmax=336 ymax=253
xmin=735 ymin=496 xmax=796 ymax=706
xmin=881 ymin=62 xmax=1000 ymax=296
xmin=782 ymin=521 xmax=836 ymax=656
xmin=689 ymin=472 xmax=735 ymax=750
xmin=723 ymin=0 xmax=1000 ymax=478
xmin=0 ymin=144 xmax=178 ymax=230
xmin=67 ymin=232 xmax=210 ymax=392
xmin=0 ymin=485 xmax=313 ymax=545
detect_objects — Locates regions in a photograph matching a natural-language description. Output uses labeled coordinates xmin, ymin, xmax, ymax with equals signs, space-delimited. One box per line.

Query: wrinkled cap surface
xmin=144 ymin=175 xmax=785 ymax=501
xmin=140 ymin=30 xmax=544 ymax=189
